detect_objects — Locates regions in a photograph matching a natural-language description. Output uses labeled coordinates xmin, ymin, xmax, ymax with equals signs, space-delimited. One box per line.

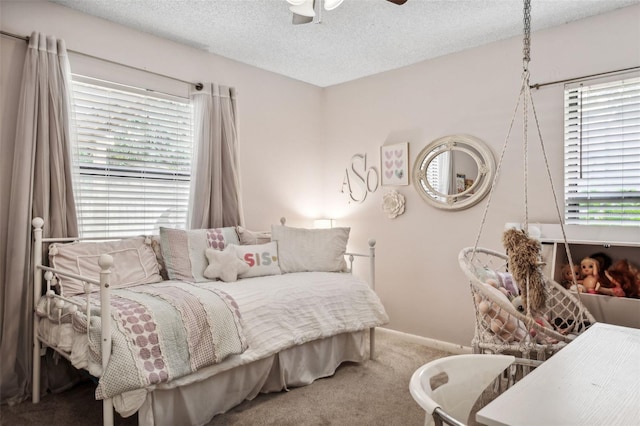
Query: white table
xmin=476 ymin=322 xmax=640 ymax=426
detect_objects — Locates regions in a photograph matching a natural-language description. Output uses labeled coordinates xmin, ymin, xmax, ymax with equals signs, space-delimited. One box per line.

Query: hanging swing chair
xmin=458 ymin=0 xmax=595 ymax=361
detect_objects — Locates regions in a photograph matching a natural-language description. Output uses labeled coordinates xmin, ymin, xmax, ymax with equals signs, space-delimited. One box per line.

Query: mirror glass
xmin=413 ymin=135 xmax=495 ymax=210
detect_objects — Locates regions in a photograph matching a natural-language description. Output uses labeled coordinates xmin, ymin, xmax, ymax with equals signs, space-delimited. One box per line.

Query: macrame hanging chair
xmin=458 ymin=0 xmax=595 ymax=361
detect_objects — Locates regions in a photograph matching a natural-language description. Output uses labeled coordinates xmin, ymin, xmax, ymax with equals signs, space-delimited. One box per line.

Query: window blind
xmin=71 ymin=77 xmax=193 ymax=237
xmin=564 ymin=74 xmax=640 ymax=226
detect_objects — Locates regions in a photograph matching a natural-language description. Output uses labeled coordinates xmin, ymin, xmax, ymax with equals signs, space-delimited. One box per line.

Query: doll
xmin=597 ymin=271 xmax=626 ymax=297
xmin=605 ymin=259 xmax=640 ymax=298
xmin=560 ymin=263 xmax=582 ymax=290
xmin=580 ymin=257 xmax=600 ymax=294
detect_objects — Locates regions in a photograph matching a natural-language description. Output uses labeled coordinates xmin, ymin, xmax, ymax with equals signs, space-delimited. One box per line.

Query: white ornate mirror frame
xmin=412 ymin=134 xmax=495 ymax=211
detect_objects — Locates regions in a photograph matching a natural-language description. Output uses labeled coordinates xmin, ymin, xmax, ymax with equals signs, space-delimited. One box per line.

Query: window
xmin=564 ymin=74 xmax=640 ymax=226
xmin=71 ymin=77 xmax=193 ymax=237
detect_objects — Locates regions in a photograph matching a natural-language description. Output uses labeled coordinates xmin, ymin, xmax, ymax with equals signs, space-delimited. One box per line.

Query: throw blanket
xmin=73 ymin=282 xmax=246 ymax=399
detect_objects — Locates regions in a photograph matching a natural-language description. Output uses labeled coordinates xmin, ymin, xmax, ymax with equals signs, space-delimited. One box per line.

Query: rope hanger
xmin=470 ymin=0 xmax=582 ymax=319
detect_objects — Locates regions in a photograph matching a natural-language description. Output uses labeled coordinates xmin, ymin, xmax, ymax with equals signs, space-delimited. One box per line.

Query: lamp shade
xmin=289 ymin=0 xmax=315 ymax=17
xmin=323 ymin=0 xmax=344 ymax=10
xmin=314 ymin=219 xmax=334 ymax=229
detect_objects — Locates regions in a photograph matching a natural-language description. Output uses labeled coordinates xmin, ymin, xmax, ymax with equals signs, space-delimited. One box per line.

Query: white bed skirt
xmin=137 ymin=330 xmax=367 ymax=426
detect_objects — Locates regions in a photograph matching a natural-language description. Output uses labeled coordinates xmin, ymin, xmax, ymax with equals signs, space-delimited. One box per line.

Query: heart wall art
xmin=380 ymin=142 xmax=409 ymax=186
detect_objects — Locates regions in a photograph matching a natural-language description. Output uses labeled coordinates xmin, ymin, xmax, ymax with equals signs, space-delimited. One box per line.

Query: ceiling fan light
xmin=286 ymin=0 xmax=306 ymax=5
xmin=292 ymin=13 xmax=314 ymax=24
xmin=323 ymin=0 xmax=344 ymax=10
xmin=289 ymin=0 xmax=315 ymax=17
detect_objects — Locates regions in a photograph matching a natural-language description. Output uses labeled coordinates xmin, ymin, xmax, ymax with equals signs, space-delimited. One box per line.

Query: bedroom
xmin=1 ymin=0 xmax=639 ymax=424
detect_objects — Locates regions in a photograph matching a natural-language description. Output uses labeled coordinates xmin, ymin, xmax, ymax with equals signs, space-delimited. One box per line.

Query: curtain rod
xmin=4 ymin=29 xmax=635 ymax=92
xmin=1 ymin=30 xmax=203 ymax=90
xmin=530 ymin=65 xmax=640 ymax=90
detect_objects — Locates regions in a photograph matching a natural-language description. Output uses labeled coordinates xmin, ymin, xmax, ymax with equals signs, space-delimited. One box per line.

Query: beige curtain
xmin=0 ymin=32 xmax=78 ymax=404
xmin=189 ymin=83 xmax=244 ymax=229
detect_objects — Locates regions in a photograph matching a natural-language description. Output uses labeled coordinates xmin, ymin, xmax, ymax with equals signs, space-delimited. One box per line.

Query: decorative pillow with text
xmin=234 ymin=241 xmax=282 ymax=279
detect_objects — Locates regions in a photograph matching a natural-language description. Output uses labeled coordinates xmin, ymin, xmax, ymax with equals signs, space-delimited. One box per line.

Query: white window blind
xmin=564 ymin=74 xmax=640 ymax=226
xmin=71 ymin=77 xmax=193 ymax=237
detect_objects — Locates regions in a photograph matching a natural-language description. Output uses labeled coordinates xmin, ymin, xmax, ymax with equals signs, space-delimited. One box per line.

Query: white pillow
xmin=49 ymin=237 xmax=162 ymax=296
xmin=234 ymin=241 xmax=282 ymax=278
xmin=203 ymin=245 xmax=249 ymax=282
xmin=236 ymin=226 xmax=271 ymax=245
xmin=270 ymin=225 xmax=350 ymax=273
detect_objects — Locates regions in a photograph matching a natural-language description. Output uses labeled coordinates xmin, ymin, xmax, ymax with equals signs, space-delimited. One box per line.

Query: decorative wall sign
xmin=380 ymin=142 xmax=409 ymax=186
xmin=341 ymin=153 xmax=379 ymax=203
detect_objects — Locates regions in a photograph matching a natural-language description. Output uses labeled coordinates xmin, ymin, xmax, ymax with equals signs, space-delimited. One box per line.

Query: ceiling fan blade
xmin=386 ymin=0 xmax=408 ymax=4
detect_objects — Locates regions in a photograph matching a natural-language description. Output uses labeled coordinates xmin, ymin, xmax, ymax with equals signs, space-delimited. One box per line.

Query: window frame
xmin=563 ymin=72 xmax=640 ymax=227
xmin=70 ymin=75 xmax=194 ymax=237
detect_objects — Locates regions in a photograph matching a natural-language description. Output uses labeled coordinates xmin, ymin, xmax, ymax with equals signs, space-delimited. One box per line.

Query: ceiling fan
xmin=287 ymin=0 xmax=408 ymax=25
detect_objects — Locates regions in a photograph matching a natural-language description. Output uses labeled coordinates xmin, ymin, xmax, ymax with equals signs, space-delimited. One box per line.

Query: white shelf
xmin=535 ymin=224 xmax=640 ymax=329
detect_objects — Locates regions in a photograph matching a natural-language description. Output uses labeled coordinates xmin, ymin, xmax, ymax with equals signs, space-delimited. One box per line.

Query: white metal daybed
xmin=31 ymin=218 xmax=389 ymax=425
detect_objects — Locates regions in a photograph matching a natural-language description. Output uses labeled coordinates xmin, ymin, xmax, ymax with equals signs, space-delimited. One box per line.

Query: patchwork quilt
xmin=70 ymin=282 xmax=246 ymax=399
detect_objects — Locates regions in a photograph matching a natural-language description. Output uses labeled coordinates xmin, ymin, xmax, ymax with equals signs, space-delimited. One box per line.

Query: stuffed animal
xmin=475 ymin=282 xmax=526 ymax=343
xmin=203 ymin=246 xmax=249 ymax=282
xmin=502 ymin=228 xmax=546 ymax=313
xmin=511 ymin=295 xmax=564 ymax=342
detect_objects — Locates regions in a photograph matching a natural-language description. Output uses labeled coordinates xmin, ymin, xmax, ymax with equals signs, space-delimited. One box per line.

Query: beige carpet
xmin=0 ymin=331 xmax=451 ymax=426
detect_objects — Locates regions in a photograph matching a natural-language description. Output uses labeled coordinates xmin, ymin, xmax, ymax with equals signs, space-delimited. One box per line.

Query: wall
xmin=1 ymin=1 xmax=639 ymax=348
xmin=321 ymin=5 xmax=640 ymax=346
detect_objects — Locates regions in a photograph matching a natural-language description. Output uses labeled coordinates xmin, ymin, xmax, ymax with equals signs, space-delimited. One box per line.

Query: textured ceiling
xmin=50 ymin=0 xmax=639 ymax=87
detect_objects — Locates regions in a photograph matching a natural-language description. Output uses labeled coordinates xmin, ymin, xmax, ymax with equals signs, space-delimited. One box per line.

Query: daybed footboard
xmin=345 ymin=238 xmax=377 ymax=360
xmin=31 ymin=218 xmax=386 ymax=426
xmin=32 ymin=217 xmax=116 ymax=424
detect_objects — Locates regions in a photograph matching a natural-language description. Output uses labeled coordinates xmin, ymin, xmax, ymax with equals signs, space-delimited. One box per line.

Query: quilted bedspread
xmin=75 ymin=282 xmax=246 ymax=399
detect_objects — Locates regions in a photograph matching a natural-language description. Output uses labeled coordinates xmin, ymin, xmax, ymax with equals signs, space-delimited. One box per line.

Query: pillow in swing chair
xmin=474 ymin=265 xmax=519 ymax=298
xmin=476 ymin=282 xmax=527 ymax=343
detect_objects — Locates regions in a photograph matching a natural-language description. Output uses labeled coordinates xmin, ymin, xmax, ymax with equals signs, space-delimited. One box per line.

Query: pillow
xmin=236 ymin=226 xmax=271 ymax=245
xmin=49 ymin=237 xmax=163 ymax=296
xmin=147 ymin=235 xmax=169 ymax=281
xmin=203 ymin=245 xmax=249 ymax=282
xmin=160 ymin=227 xmax=240 ymax=282
xmin=234 ymin=241 xmax=282 ymax=278
xmin=270 ymin=225 xmax=350 ymax=273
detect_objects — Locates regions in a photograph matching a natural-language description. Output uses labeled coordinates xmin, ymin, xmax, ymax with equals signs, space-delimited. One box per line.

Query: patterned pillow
xmin=49 ymin=237 xmax=162 ymax=296
xmin=270 ymin=225 xmax=350 ymax=273
xmin=234 ymin=241 xmax=282 ymax=279
xmin=160 ymin=227 xmax=240 ymax=282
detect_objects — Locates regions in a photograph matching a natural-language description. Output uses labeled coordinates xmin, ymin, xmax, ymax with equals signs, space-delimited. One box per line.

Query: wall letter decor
xmin=341 ymin=154 xmax=379 ymax=203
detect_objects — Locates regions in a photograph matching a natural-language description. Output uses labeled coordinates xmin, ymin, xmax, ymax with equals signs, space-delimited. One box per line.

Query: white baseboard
xmin=376 ymin=327 xmax=472 ymax=355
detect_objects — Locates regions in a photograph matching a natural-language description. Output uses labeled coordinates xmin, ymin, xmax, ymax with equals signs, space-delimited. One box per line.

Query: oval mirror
xmin=412 ymin=134 xmax=495 ymax=210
